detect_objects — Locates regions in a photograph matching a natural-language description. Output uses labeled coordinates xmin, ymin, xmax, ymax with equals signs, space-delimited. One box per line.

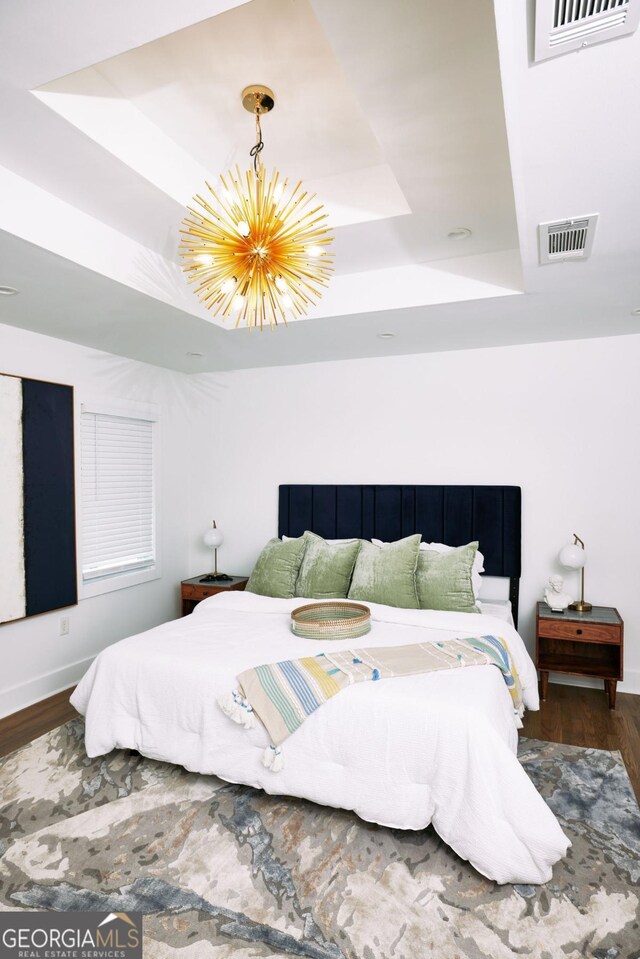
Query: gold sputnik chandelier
xmin=179 ymin=86 xmax=333 ymax=331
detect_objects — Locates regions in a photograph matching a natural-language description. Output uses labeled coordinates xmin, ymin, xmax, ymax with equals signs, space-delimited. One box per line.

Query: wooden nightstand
xmin=181 ymin=575 xmax=248 ymax=616
xmin=536 ymin=602 xmax=623 ymax=709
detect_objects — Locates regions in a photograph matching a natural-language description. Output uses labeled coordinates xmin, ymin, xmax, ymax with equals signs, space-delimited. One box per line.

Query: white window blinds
xmin=81 ymin=411 xmax=155 ymax=582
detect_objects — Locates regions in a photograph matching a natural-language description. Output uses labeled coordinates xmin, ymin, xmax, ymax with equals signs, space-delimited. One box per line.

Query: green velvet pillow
xmin=246 ymin=536 xmax=307 ymax=598
xmin=295 ymin=531 xmax=361 ymax=599
xmin=415 ymin=541 xmax=479 ymax=613
xmin=348 ymin=534 xmax=421 ymax=608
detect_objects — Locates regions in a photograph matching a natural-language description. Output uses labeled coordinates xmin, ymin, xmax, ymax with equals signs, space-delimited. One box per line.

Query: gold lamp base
xmin=568 ymin=600 xmax=592 ymax=612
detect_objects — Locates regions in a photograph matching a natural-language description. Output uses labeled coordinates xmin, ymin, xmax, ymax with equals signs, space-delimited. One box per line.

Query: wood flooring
xmin=1 ymin=682 xmax=639 ymax=802
xmin=522 ymin=683 xmax=640 ymax=801
xmin=0 ymin=688 xmax=78 ymax=759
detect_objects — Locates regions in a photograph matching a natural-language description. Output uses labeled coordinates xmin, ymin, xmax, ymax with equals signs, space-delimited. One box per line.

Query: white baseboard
xmin=619 ymin=671 xmax=640 ymax=695
xmin=550 ymin=670 xmax=640 ymax=696
xmin=0 ymin=656 xmax=94 ymax=720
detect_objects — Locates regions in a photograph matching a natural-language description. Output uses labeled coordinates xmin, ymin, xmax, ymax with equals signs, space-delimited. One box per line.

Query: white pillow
xmin=372 ymin=538 xmax=485 ymax=601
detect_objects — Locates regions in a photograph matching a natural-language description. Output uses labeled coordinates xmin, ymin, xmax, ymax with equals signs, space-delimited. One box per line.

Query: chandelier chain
xmin=250 ymin=108 xmax=264 ymax=179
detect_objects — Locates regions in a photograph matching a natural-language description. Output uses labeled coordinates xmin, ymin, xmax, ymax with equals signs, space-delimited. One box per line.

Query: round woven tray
xmin=291 ymin=601 xmax=371 ymax=640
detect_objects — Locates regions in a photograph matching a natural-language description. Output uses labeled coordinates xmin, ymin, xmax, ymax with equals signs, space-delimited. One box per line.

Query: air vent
xmin=535 ymin=0 xmax=640 ymax=61
xmin=538 ymin=215 xmax=599 ymax=264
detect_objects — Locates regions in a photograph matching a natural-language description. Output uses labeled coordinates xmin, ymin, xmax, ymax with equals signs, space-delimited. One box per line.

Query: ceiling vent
xmin=534 ymin=0 xmax=640 ymax=61
xmin=538 ymin=215 xmax=599 ymax=264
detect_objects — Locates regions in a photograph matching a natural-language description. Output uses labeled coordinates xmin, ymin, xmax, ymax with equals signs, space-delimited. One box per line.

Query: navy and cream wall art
xmin=0 ymin=373 xmax=77 ymax=625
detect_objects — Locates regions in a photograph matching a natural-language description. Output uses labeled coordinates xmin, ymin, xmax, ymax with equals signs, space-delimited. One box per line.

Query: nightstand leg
xmin=540 ymin=671 xmax=549 ymax=702
xmin=605 ymin=680 xmax=617 ymax=710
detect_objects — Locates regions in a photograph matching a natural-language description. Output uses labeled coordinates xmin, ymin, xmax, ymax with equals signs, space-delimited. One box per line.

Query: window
xmin=80 ymin=402 xmax=159 ymax=596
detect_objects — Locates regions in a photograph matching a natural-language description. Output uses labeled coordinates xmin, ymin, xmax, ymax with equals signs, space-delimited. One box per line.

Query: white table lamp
xmin=559 ymin=534 xmax=592 ymax=612
xmin=201 ymin=520 xmax=231 ymax=582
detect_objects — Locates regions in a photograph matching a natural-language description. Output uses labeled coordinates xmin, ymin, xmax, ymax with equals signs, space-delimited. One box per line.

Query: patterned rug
xmin=1 ymin=721 xmax=639 ymax=959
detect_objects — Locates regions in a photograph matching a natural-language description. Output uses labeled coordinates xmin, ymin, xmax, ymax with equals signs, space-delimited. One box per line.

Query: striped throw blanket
xmin=219 ymin=635 xmax=523 ymax=771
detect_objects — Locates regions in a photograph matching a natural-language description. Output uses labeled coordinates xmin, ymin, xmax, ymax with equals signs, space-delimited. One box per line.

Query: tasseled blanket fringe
xmin=218 ymin=689 xmax=256 ymax=729
xmin=262 ymin=745 xmax=284 ymax=772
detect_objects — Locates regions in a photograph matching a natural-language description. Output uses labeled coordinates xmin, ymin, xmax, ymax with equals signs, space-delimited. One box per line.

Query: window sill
xmin=80 ymin=563 xmax=161 ymax=599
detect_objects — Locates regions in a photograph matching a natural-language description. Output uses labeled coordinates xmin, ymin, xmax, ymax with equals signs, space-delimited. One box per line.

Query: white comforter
xmin=71 ymin=592 xmax=569 ymax=884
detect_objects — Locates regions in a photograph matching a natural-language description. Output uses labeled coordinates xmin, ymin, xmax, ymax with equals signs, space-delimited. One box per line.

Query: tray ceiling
xmin=0 ymin=0 xmax=638 ymax=369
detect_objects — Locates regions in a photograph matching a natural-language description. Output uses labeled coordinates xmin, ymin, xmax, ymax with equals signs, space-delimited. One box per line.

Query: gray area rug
xmin=1 ymin=720 xmax=639 ymax=959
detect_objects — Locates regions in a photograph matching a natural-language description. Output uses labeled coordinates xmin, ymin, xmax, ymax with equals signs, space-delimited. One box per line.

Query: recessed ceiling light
xmin=631 ymin=308 xmax=640 ymax=316
xmin=447 ymin=228 xmax=472 ymax=241
xmin=0 ymin=286 xmax=19 ymax=295
xmin=186 ymin=351 xmax=205 ymax=357
xmin=377 ymin=332 xmax=396 ymax=340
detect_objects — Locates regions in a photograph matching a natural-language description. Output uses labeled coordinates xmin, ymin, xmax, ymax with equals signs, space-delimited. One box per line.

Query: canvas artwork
xmin=0 ymin=372 xmax=77 ymax=625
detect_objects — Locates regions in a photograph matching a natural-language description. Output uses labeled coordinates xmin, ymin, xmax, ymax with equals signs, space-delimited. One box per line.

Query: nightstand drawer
xmin=182 ymin=584 xmax=217 ymax=601
xmin=537 ymin=620 xmax=620 ymax=644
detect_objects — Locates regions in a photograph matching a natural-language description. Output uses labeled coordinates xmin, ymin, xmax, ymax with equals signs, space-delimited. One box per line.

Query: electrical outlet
xmin=59 ymin=616 xmax=70 ymax=637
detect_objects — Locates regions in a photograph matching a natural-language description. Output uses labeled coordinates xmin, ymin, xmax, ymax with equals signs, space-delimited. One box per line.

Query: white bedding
xmin=477 ymin=598 xmax=514 ymax=627
xmin=71 ymin=592 xmax=569 ymax=884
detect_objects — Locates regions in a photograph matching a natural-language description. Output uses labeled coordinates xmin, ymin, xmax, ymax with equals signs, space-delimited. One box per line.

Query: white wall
xmin=3 ymin=324 xmax=638 ymax=718
xmin=0 ymin=324 xmax=193 ymax=717
xmin=187 ymin=333 xmax=640 ymax=695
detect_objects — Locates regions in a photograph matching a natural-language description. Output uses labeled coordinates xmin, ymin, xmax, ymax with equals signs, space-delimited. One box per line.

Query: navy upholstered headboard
xmin=278 ymin=485 xmax=522 ymax=625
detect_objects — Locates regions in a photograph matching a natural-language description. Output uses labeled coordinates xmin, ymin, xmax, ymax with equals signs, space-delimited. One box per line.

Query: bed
xmin=71 ymin=484 xmax=570 ymax=885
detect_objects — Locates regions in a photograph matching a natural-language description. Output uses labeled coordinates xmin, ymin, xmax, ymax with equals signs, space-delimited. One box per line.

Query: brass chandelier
xmin=179 ymin=86 xmax=333 ymax=331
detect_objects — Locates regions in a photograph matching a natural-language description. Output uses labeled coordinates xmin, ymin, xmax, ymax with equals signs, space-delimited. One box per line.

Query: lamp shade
xmin=559 ymin=543 xmax=586 ymax=569
xmin=203 ymin=527 xmax=224 ymax=549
